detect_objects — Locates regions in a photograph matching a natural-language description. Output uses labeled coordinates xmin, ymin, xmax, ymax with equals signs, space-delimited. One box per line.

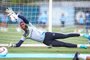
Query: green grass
xmin=7 ymin=47 xmax=89 ymax=53
xmin=0 ymin=25 xmax=90 ymax=60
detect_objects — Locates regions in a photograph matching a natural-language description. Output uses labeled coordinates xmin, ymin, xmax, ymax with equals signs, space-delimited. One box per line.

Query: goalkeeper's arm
xmin=5 ymin=7 xmax=18 ymax=22
xmin=15 ymin=36 xmax=26 ymax=47
xmin=9 ymin=36 xmax=25 ymax=47
xmin=15 ymin=40 xmax=24 ymax=47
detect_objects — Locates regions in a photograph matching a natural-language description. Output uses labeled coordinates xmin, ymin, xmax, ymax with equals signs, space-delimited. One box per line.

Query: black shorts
xmin=43 ymin=32 xmax=54 ymax=46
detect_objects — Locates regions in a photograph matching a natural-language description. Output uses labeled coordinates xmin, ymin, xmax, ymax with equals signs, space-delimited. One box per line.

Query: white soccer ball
xmin=0 ymin=47 xmax=8 ymax=56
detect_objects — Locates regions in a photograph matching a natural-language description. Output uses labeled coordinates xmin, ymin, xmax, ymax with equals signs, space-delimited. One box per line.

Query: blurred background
xmin=0 ymin=0 xmax=90 ymax=32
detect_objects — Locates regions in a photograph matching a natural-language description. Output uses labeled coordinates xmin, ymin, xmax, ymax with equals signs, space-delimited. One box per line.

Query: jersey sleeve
xmin=15 ymin=36 xmax=26 ymax=47
xmin=20 ymin=36 xmax=26 ymax=41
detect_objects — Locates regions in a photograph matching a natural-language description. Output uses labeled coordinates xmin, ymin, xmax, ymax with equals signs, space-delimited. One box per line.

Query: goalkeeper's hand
xmin=8 ymin=42 xmax=16 ymax=47
xmin=5 ymin=7 xmax=18 ymax=22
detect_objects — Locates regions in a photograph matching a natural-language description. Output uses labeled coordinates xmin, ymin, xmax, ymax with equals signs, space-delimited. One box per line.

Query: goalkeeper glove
xmin=5 ymin=7 xmax=18 ymax=22
xmin=8 ymin=42 xmax=16 ymax=47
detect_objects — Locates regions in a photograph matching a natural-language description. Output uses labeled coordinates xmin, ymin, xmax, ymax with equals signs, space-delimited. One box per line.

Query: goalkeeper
xmin=6 ymin=8 xmax=90 ymax=49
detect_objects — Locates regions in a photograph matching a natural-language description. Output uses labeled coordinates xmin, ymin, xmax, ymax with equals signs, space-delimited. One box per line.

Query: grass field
xmin=0 ymin=25 xmax=90 ymax=60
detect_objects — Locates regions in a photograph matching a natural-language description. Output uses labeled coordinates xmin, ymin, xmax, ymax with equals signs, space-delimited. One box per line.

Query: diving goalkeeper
xmin=6 ymin=8 xmax=90 ymax=49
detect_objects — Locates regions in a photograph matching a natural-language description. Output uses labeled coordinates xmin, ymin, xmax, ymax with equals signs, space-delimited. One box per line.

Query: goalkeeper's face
xmin=20 ymin=21 xmax=27 ymax=30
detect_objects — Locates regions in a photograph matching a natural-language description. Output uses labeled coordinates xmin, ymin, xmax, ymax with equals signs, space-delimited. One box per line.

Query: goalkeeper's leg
xmin=51 ymin=40 xmax=89 ymax=49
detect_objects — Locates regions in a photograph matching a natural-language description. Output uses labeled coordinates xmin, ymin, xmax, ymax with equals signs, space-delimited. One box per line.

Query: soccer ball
xmin=0 ymin=47 xmax=8 ymax=56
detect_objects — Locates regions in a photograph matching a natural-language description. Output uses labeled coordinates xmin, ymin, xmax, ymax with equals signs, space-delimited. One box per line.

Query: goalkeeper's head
xmin=20 ymin=21 xmax=28 ymax=31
